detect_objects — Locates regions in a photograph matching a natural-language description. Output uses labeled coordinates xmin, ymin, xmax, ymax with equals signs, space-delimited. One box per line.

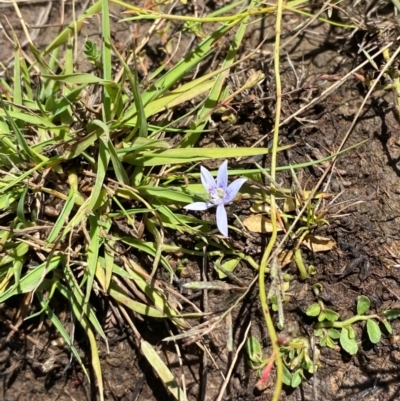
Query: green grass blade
xmin=87 ymin=326 xmax=104 ymax=401
xmin=0 ymin=256 xmax=62 ymax=302
xmin=85 ymin=215 xmax=101 ymax=308
xmin=123 ymin=144 xmax=291 ymax=166
xmin=101 ymin=0 xmax=112 ymax=123
xmin=13 ymin=42 xmax=22 ymax=106
xmin=141 ymin=340 xmax=184 ymax=401
xmin=57 ymin=276 xmax=108 ymax=345
xmin=63 ymin=128 xmax=104 ymax=160
xmin=120 ymin=20 xmax=239 ymax=127
xmin=109 ymin=284 xmax=166 ymax=317
xmin=87 ymin=136 xmax=110 ymax=211
xmin=36 ymin=291 xmax=90 ymax=381
xmin=46 ymin=191 xmax=75 ymax=244
xmin=112 ymin=42 xmax=148 ymax=138
xmin=16 ymin=188 xmax=28 ymax=225
xmin=105 ymin=140 xmax=130 ymax=185
xmin=119 ymin=237 xmax=173 ymax=272
xmin=95 ymin=260 xmax=166 ymax=317
xmin=0 ymin=99 xmax=45 ymax=163
xmin=181 ymin=0 xmax=255 ymax=147
xmin=43 ymin=1 xmax=103 ymax=55
xmin=103 ymin=239 xmax=114 ymax=293
xmin=11 ymin=242 xmax=29 ymax=286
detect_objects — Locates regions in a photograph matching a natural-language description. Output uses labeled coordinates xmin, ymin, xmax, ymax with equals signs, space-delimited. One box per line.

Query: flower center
xmin=216 ymin=187 xmax=225 ymax=199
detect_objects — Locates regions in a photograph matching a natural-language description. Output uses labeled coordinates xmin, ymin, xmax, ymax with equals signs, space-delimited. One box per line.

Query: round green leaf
xmin=328 ymin=328 xmax=341 ymax=339
xmin=357 ymin=295 xmax=370 ymax=315
xmin=314 ymin=329 xmax=323 ymax=337
xmin=366 ymin=319 xmax=381 ymax=344
xmin=318 ymin=311 xmax=327 ymax=322
xmin=324 ymin=308 xmax=340 ymax=322
xmin=340 ymin=327 xmax=358 ymax=355
xmin=306 ymin=303 xmax=321 ymax=317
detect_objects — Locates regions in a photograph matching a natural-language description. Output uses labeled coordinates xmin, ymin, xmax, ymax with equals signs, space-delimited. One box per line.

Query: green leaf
xmin=46 ymin=189 xmax=76 ymax=244
xmin=85 ymin=215 xmax=101 ymax=309
xmin=0 ymin=257 xmax=62 ymax=302
xmin=246 ymin=336 xmax=263 ymax=363
xmin=141 ymin=340 xmax=184 ymax=400
xmin=120 ymin=237 xmax=173 ymax=275
xmin=36 ymin=291 xmax=90 ymax=381
xmin=16 ymin=188 xmax=28 ymax=225
xmin=108 ymin=283 xmax=166 ymax=318
xmin=101 ymin=0 xmax=111 ymax=126
xmin=43 ymin=1 xmax=102 ymax=55
xmin=291 ymin=369 xmax=303 ymax=388
xmin=366 ymin=319 xmax=381 ymax=344
xmin=340 ymin=327 xmax=358 ymax=355
xmin=56 ymin=279 xmax=107 ymax=344
xmin=215 ymin=258 xmax=240 ymax=279
xmin=318 ymin=311 xmax=326 ymax=322
xmin=312 ymin=283 xmax=324 ymax=296
xmin=122 ymin=19 xmax=239 ymax=126
xmin=383 ymin=308 xmax=400 ymax=321
xmin=123 ymin=145 xmax=291 ymax=166
xmin=357 ymin=295 xmax=370 ymax=315
xmin=327 ymin=328 xmax=341 ymax=339
xmin=326 ymin=337 xmax=336 ymax=349
xmin=181 ymin=3 xmax=252 ymax=147
xmin=289 ymin=351 xmax=303 ymax=370
xmin=306 ymin=303 xmax=321 ymax=317
xmin=183 ymin=281 xmax=240 ymax=291
xmin=41 ymin=73 xmax=116 ymax=86
xmin=0 ymin=98 xmax=44 ymax=163
xmin=381 ymin=318 xmax=393 ymax=334
xmin=62 ymin=128 xmax=104 ymax=160
xmin=282 ymin=364 xmax=292 ymax=386
xmin=348 ymin=325 xmax=356 ymax=339
xmin=323 ymin=309 xmax=340 ymax=322
xmin=84 ymin=40 xmax=102 ymax=67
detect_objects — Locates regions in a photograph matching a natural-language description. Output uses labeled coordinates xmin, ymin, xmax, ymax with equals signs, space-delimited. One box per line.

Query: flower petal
xmin=216 ymin=203 xmax=228 ymax=237
xmin=217 ymin=160 xmax=228 ymax=190
xmin=224 ymin=178 xmax=247 ymax=204
xmin=184 ymin=202 xmax=212 ymax=211
xmin=200 ymin=166 xmax=216 ymax=193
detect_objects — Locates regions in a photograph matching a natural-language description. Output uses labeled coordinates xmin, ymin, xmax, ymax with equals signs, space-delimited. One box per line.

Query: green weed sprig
xmin=307 ymin=295 xmax=392 ymax=355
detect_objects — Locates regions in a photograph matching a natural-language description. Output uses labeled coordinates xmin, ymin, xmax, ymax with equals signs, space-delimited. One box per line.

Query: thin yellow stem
xmin=112 ymin=0 xmax=356 ymax=29
xmin=258 ymin=0 xmax=284 ymax=400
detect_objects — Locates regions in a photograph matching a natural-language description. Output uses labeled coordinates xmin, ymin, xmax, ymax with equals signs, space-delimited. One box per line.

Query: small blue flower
xmin=184 ymin=160 xmax=247 ymax=237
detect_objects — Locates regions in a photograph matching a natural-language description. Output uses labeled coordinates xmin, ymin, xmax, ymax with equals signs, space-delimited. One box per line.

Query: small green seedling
xmin=279 ymin=336 xmax=319 ymax=388
xmin=84 ymin=40 xmax=102 ymax=69
xmin=246 ymin=334 xmax=318 ymax=389
xmin=307 ymin=295 xmax=393 ymax=355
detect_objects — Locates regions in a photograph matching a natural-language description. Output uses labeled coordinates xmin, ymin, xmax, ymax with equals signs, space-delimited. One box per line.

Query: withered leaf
xmin=302 ymin=235 xmax=336 ymax=252
xmin=243 ymin=215 xmax=283 ymax=233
